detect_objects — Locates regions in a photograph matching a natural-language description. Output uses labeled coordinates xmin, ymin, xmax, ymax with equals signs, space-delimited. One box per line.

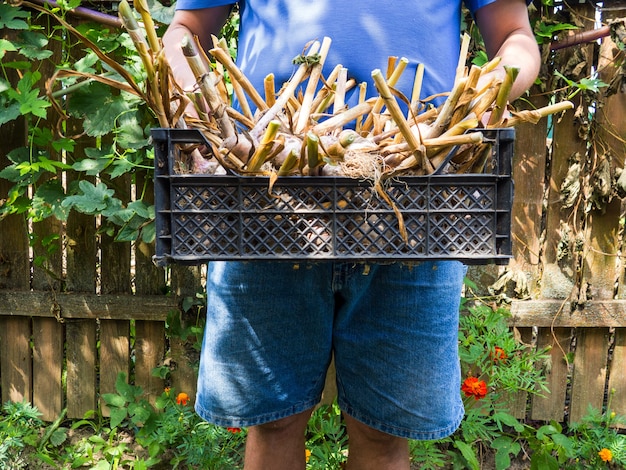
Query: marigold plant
xmin=176 ymin=392 xmax=190 ymax=406
xmin=461 ymin=377 xmax=488 ymax=400
xmin=598 ymin=448 xmax=613 ymax=462
xmin=490 ymin=345 xmax=508 ymax=362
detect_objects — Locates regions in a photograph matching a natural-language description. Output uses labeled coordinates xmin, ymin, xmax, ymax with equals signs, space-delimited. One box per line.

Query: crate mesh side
xmin=385 ymin=184 xmax=428 ymax=210
xmin=172 ymin=214 xmax=239 ymax=256
xmin=429 ymin=184 xmax=495 ymax=211
xmin=241 ymin=214 xmax=334 ymax=256
xmin=429 ymin=213 xmax=495 ymax=255
xmin=168 ymin=180 xmax=502 ymax=260
xmin=335 ymin=213 xmax=417 ymax=256
xmin=173 ymin=185 xmax=239 ymax=211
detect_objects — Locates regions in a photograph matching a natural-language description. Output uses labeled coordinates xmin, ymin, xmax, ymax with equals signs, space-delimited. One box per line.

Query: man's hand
xmin=475 ymin=0 xmax=540 ymax=101
xmin=163 ymin=7 xmax=233 ymax=97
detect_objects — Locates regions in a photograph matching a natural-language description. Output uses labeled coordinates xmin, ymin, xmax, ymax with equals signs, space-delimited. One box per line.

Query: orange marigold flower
xmin=305 ymin=449 xmax=312 ymax=463
xmin=164 ymin=387 xmax=171 ymax=395
xmin=598 ymin=448 xmax=613 ymax=462
xmin=490 ymin=346 xmax=508 ymax=362
xmin=176 ymin=392 xmax=190 ymax=406
xmin=227 ymin=427 xmax=242 ymax=434
xmin=461 ymin=377 xmax=488 ymax=400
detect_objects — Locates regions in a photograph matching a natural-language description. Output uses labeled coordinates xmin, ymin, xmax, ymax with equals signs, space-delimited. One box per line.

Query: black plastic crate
xmin=152 ymin=127 xmax=514 ymax=265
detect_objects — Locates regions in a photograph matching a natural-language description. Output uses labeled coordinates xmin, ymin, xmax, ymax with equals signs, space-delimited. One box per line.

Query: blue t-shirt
xmin=175 ymin=0 xmax=497 ymax=110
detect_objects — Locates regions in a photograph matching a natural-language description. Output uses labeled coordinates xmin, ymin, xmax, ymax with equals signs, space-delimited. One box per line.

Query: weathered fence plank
xmin=0 ymin=290 xmax=176 ymax=319
xmin=530 ymin=327 xmax=572 ymax=422
xmin=0 ymin=33 xmax=32 ymax=405
xmin=579 ymin=2 xmax=623 ymax=302
xmin=99 ymin=171 xmax=132 ymax=414
xmin=66 ymin=320 xmax=97 ymax=419
xmin=0 ymin=183 xmax=32 ymax=406
xmin=135 ymin=320 xmax=167 ymax=404
xmin=26 ymin=22 xmax=65 ymax=420
xmin=510 ymin=91 xmax=549 ymax=293
xmin=169 ymin=266 xmax=204 ymax=400
xmin=133 ymin=174 xmax=168 ymax=401
xmin=539 ymin=111 xmax=583 ymax=300
xmin=569 ymin=328 xmax=611 ymax=423
xmin=502 ymin=94 xmax=549 ymax=419
xmin=99 ymin=319 xmax=131 ymax=416
xmin=534 ymin=14 xmax=593 ymax=419
xmin=0 ymin=318 xmax=32 ymax=403
xmin=510 ymin=300 xmax=626 ymax=327
xmin=595 ymin=2 xmax=626 ymax=426
xmin=64 ymin=124 xmax=99 ymax=419
xmin=32 ymin=318 xmax=64 ymax=421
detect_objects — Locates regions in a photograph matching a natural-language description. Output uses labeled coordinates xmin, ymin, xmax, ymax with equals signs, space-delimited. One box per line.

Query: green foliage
xmin=0 ymin=3 xmax=156 ymax=245
xmin=102 ymin=373 xmax=152 ymax=430
xmin=0 ymin=4 xmax=30 ymax=31
xmin=524 ymin=421 xmax=573 ymax=469
xmin=0 ymin=1 xmax=239 ymax=248
xmin=565 ymin=401 xmax=626 ymax=468
xmin=534 ymin=21 xmax=578 ymax=45
xmin=306 ymin=402 xmax=348 ymax=468
xmin=437 ymin=299 xmax=626 ymax=470
xmin=0 ymin=401 xmax=43 ymax=470
xmin=4 ymin=71 xmax=51 ymax=120
xmin=432 ymin=299 xmax=553 ymax=469
xmin=103 ymin=372 xmax=246 ymax=468
xmin=409 ymin=440 xmax=448 ymax=469
xmin=554 ymin=70 xmax=609 ymax=100
xmin=458 ymin=302 xmax=550 ymax=397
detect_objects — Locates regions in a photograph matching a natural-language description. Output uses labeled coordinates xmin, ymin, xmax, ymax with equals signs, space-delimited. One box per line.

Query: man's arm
xmin=475 ymin=0 xmax=540 ymax=100
xmin=163 ymin=6 xmax=233 ymax=91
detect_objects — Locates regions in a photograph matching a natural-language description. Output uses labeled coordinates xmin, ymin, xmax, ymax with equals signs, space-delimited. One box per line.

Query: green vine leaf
xmin=32 ymin=180 xmax=68 ymax=221
xmin=115 ymin=111 xmax=150 ymax=150
xmin=62 ymin=180 xmax=120 ymax=214
xmin=7 ymin=71 xmax=51 ymax=119
xmin=454 ymin=440 xmax=480 ymax=470
xmin=145 ymin=0 xmax=176 ymax=25
xmin=58 ymin=0 xmax=83 ymax=11
xmin=534 ymin=21 xmax=577 ymax=45
xmin=68 ymin=82 xmax=136 ymax=137
xmin=72 ymin=147 xmax=111 ymax=175
xmin=15 ymin=31 xmax=54 ymax=60
xmin=139 ymin=220 xmax=155 ymax=243
xmin=0 ymin=38 xmax=18 ymax=60
xmin=0 ymin=4 xmax=30 ymax=30
xmin=0 ymin=96 xmax=22 ymax=126
xmin=554 ymin=70 xmax=608 ymax=99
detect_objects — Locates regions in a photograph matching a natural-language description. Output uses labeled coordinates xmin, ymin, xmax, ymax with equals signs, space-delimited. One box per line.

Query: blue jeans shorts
xmin=195 ymin=260 xmax=466 ymax=440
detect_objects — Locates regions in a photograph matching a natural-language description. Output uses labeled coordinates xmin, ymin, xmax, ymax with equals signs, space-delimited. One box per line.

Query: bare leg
xmin=243 ymin=408 xmax=313 ymax=470
xmin=344 ymin=414 xmax=410 ymax=470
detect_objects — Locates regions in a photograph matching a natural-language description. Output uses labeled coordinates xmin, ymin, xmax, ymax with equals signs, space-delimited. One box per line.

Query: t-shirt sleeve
xmin=175 ymin=0 xmax=236 ymax=11
xmin=466 ymin=0 xmax=532 ymax=14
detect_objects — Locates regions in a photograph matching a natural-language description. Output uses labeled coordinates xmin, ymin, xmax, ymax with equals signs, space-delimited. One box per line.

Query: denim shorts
xmin=195 ymin=260 xmax=466 ymax=440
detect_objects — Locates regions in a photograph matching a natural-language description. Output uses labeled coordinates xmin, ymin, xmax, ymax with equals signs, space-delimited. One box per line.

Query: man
xmin=163 ymin=2 xmax=540 ymax=469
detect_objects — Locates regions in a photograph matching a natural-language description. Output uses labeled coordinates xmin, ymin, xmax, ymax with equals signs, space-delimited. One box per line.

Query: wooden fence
xmin=1 ymin=1 xmax=626 ymax=425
